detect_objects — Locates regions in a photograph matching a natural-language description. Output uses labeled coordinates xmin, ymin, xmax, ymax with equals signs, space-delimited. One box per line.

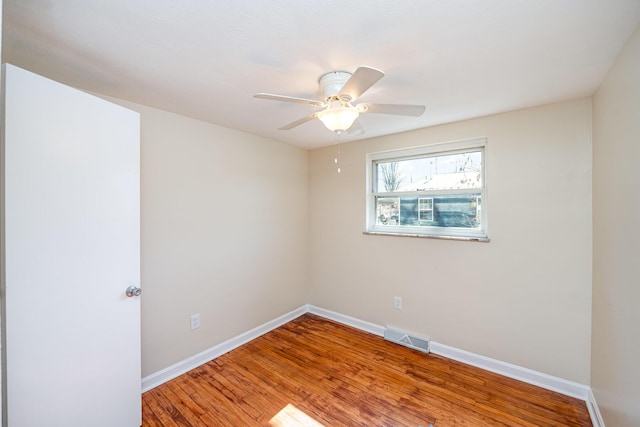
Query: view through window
xmin=366 ymin=138 xmax=487 ymax=240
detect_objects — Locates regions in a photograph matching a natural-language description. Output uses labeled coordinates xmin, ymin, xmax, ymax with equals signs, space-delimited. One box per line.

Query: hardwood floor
xmin=142 ymin=314 xmax=592 ymax=426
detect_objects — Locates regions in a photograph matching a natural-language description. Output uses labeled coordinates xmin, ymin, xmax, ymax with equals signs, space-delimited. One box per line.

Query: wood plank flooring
xmin=142 ymin=314 xmax=592 ymax=426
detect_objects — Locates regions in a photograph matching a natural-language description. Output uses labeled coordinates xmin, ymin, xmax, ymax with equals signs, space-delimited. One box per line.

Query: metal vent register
xmin=383 ymin=327 xmax=430 ymax=353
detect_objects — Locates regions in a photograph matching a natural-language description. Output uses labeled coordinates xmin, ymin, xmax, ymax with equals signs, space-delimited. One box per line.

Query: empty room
xmin=1 ymin=1 xmax=639 ymax=426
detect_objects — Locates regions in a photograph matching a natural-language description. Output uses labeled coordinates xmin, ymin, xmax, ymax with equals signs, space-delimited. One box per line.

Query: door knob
xmin=126 ymin=286 xmax=142 ymax=297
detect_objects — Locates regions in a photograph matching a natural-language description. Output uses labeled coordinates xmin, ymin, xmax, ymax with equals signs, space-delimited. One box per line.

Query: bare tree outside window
xmin=380 ymin=162 xmax=402 ymax=192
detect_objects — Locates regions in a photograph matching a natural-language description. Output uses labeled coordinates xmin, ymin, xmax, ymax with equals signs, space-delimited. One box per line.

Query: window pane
xmin=376 ymin=151 xmax=482 ymax=192
xmin=376 ymin=194 xmax=481 ymax=229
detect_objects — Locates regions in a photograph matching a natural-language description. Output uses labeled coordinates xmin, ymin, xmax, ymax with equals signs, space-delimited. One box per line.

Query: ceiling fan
xmin=254 ymin=66 xmax=425 ymax=135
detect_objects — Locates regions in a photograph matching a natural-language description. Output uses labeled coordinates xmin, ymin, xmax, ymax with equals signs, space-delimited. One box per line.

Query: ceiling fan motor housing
xmin=319 ymin=71 xmax=352 ymax=100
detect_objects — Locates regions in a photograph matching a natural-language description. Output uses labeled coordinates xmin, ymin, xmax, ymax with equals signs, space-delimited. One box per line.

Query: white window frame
xmin=365 ymin=137 xmax=488 ymax=241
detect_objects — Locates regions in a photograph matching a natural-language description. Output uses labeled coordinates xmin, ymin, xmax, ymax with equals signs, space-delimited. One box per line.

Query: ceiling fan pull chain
xmin=334 ymin=131 xmax=342 ymax=174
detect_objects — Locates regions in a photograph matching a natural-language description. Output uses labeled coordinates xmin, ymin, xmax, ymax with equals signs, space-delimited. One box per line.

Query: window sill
xmin=362 ymin=231 xmax=490 ymax=242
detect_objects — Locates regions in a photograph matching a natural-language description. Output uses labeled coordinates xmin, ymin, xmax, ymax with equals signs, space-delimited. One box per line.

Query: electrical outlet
xmin=190 ymin=313 xmax=201 ymax=330
xmin=394 ymin=296 xmax=402 ymax=310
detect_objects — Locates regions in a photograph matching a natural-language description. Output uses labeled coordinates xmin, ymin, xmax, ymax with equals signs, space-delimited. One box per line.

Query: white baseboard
xmin=141 ymin=305 xmax=307 ymax=392
xmin=141 ymin=304 xmax=602 ymax=427
xmin=429 ymin=342 xmax=589 ymax=400
xmin=307 ymin=305 xmax=385 ymax=336
xmin=587 ymin=388 xmax=605 ymax=427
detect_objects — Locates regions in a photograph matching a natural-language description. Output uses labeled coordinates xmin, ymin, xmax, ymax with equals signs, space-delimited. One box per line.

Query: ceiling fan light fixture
xmin=317 ymin=105 xmax=360 ymax=132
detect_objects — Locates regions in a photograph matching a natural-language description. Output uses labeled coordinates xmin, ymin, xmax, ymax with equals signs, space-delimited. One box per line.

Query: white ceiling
xmin=3 ymin=1 xmax=640 ymax=149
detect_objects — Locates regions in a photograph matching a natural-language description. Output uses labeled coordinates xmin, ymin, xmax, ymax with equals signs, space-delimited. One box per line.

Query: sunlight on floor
xmin=269 ymin=403 xmax=326 ymax=427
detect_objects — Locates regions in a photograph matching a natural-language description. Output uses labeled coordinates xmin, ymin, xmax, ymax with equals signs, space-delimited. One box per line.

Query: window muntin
xmin=366 ymin=138 xmax=487 ymax=240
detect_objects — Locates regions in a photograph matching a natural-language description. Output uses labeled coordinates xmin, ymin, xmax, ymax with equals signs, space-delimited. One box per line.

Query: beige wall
xmin=112 ymin=102 xmax=309 ymax=376
xmin=592 ymin=24 xmax=640 ymax=426
xmin=309 ymin=98 xmax=593 ymax=384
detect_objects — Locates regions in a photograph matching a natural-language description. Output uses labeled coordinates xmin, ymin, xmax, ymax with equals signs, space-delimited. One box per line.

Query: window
xmin=366 ymin=138 xmax=488 ymax=241
xmin=418 ymin=198 xmax=434 ymax=222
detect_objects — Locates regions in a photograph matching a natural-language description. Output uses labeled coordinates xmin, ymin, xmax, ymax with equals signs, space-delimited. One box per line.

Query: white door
xmin=2 ymin=64 xmax=141 ymax=427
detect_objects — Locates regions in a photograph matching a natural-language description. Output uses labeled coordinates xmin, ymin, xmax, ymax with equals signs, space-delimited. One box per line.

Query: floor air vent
xmin=384 ymin=327 xmax=430 ymax=353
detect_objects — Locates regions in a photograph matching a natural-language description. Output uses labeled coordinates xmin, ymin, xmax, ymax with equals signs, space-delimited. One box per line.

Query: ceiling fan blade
xmin=255 ymin=93 xmax=325 ymax=107
xmin=346 ymin=119 xmax=365 ymax=136
xmin=338 ymin=66 xmax=385 ymax=102
xmin=278 ymin=113 xmax=318 ymax=130
xmin=360 ymin=103 xmax=425 ymax=116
